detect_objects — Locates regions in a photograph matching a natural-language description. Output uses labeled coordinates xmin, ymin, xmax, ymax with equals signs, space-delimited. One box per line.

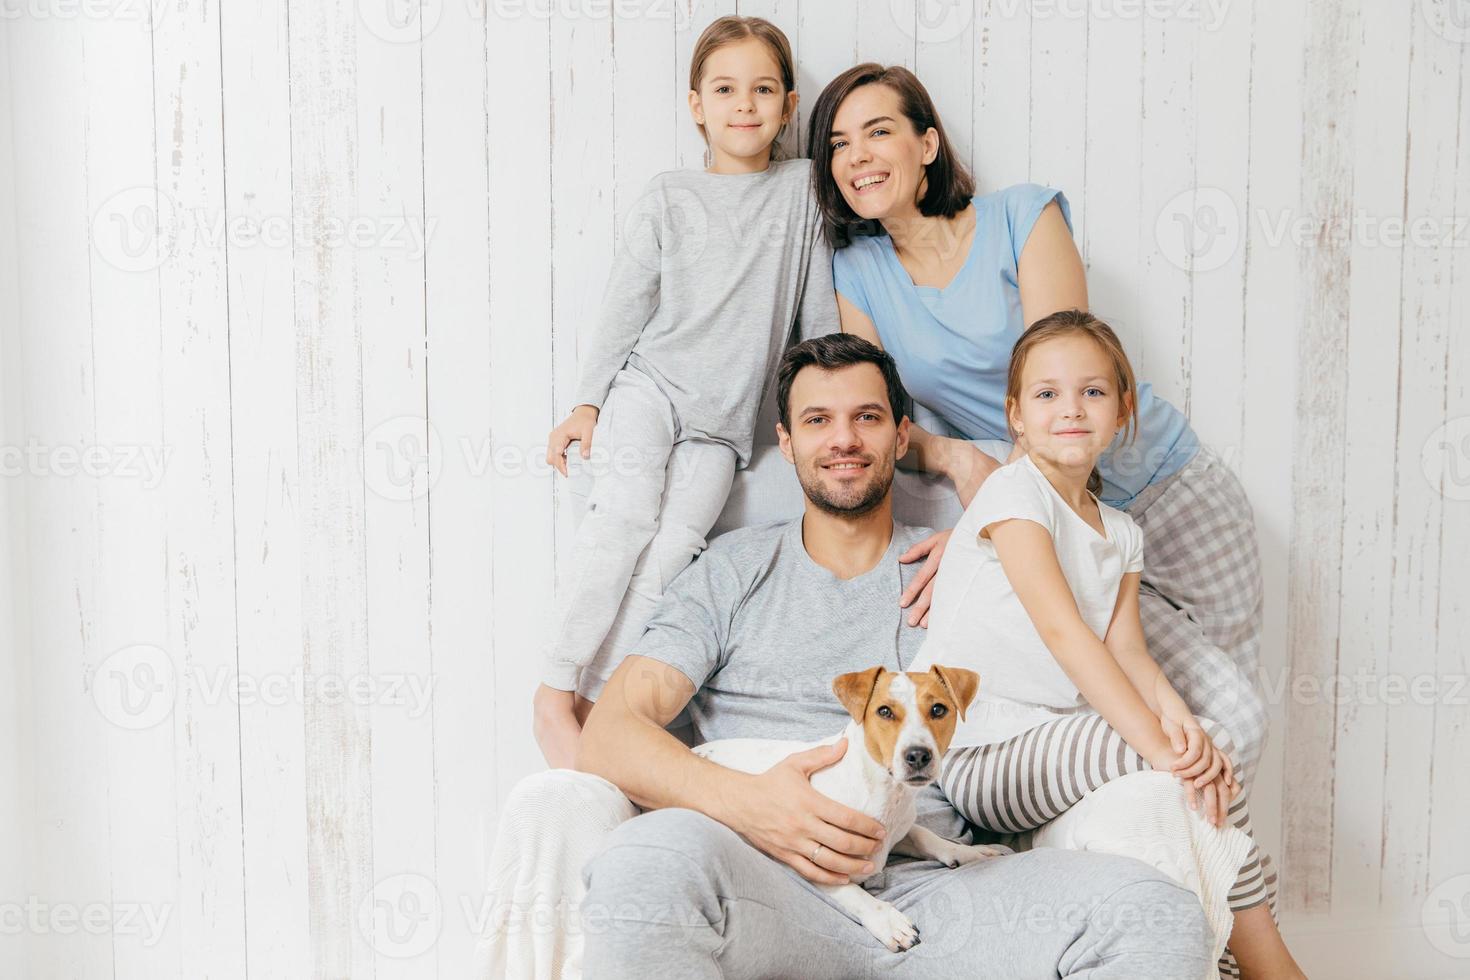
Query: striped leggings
xmin=939 ymin=712 xmax=1276 ymax=916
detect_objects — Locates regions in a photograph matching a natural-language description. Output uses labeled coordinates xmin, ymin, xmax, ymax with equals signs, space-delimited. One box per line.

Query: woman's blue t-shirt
xmin=832 ymin=182 xmax=1199 ymax=509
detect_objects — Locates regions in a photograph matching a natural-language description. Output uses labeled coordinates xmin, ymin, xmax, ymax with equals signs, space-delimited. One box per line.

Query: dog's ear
xmin=832 ymin=666 xmax=886 ymax=723
xmin=930 ymin=665 xmax=979 ymax=721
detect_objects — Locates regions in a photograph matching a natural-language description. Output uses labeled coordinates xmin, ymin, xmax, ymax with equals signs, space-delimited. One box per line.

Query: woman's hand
xmin=899 ymin=529 xmax=952 ymax=627
xmin=546 ymin=405 xmax=599 ymax=477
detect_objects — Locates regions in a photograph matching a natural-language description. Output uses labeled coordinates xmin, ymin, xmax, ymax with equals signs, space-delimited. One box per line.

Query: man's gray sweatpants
xmin=582 ymin=806 xmax=1213 ymax=979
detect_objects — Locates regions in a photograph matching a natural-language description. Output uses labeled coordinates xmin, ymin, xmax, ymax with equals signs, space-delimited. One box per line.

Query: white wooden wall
xmin=2 ymin=1 xmax=1467 ymax=976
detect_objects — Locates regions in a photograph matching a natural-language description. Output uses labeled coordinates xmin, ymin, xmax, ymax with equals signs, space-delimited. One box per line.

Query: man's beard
xmin=795 ymin=449 xmax=896 ymax=518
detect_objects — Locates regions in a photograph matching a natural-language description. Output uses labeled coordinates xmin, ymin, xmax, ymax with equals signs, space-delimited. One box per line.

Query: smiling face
xmin=1009 ymin=333 xmax=1131 ymax=473
xmin=688 ymin=37 xmax=797 ymax=169
xmin=826 ymin=82 xmax=938 ymax=222
xmin=833 ymin=666 xmax=980 ymax=786
xmin=776 ymin=362 xmax=909 ymax=518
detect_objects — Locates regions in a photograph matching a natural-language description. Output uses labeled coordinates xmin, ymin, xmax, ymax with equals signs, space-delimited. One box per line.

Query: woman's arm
xmin=1017 ymin=201 xmax=1088 ymax=329
xmin=987 ymin=519 xmax=1177 ymax=769
xmin=837 ymin=292 xmax=998 ymax=500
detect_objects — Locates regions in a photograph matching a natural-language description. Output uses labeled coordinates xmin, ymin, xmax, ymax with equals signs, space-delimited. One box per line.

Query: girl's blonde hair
xmin=688 ymin=16 xmax=796 ymax=159
xmin=1005 ymin=309 xmax=1140 ymax=497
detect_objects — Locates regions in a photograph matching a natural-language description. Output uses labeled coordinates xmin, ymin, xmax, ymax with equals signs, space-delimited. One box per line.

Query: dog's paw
xmin=861 ymin=900 xmax=920 ymax=953
xmin=944 ymin=842 xmax=1014 ymax=867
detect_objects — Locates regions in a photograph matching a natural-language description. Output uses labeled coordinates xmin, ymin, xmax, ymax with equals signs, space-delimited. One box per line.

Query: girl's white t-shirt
xmin=911 ymin=453 xmax=1146 ymax=748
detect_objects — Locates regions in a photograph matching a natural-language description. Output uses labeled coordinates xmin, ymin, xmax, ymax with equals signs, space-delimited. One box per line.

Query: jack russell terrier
xmin=692 ymin=664 xmax=1011 ymax=952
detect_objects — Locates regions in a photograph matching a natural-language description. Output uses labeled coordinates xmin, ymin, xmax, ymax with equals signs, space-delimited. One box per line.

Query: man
xmin=568 ymin=334 xmax=1211 ymax=978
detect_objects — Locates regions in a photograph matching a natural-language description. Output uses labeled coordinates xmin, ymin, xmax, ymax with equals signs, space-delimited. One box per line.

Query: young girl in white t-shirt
xmin=912 ymin=310 xmax=1304 ymax=978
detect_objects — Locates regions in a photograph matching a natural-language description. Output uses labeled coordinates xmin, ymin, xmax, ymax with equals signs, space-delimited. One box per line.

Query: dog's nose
xmin=905 ymin=747 xmax=932 ymax=770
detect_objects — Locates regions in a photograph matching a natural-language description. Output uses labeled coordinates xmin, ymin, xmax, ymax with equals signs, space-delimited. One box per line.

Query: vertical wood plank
xmin=151 ymin=4 xmax=250 ymax=973
xmin=1135 ymin=7 xmax=1197 ymax=411
xmin=972 ymin=0 xmax=1030 ymax=191
xmin=1187 ymin=2 xmax=1252 ymax=453
xmin=617 ymin=0 xmax=680 ymax=216
xmin=218 ymin=0 xmax=313 ymax=972
xmin=1426 ymin=10 xmax=1470 ymax=936
xmin=1081 ymin=13 xmax=1142 ymax=351
xmin=285 ymin=2 xmax=377 ymax=973
xmin=1281 ymin=0 xmax=1358 ymax=914
xmin=353 ymin=13 xmax=439 ymax=977
xmin=12 ymin=16 xmax=112 ymax=979
xmin=424 ymin=0 xmax=495 ymax=968
xmin=1235 ymin=0 xmax=1304 ymax=883
xmin=551 ymin=14 xmax=616 ymax=571
xmin=857 ymin=0 xmax=915 ymax=69
xmin=82 ymin=11 xmax=179 ymax=980
xmin=914 ymin=0 xmax=975 ymax=170
xmin=1027 ymin=4 xmax=1087 ymax=244
xmin=1328 ymin=0 xmax=1412 ymax=921
xmin=495 ymin=10 xmax=557 ymax=810
xmin=1379 ymin=0 xmax=1457 ymax=918
xmin=0 ymin=12 xmax=36 ymax=976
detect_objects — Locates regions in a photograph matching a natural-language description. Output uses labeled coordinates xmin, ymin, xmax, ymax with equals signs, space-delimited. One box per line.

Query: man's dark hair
xmin=776 ymin=333 xmax=912 ymax=431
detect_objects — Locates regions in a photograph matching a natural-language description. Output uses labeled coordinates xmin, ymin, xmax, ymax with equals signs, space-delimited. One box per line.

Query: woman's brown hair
xmin=1006 ymin=309 xmax=1140 ymax=497
xmin=688 ymin=16 xmax=797 ymax=159
xmin=805 ymin=63 xmax=975 ymax=248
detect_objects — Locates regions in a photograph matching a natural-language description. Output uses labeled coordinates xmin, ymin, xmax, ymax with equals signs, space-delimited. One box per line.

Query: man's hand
xmin=723 ymin=738 xmax=888 ymax=885
xmin=899 ymin=529 xmax=953 ymax=628
xmin=546 ymin=404 xmax=599 ymax=477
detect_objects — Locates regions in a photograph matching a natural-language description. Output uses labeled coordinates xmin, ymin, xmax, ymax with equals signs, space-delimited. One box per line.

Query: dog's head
xmin=831 ymin=665 xmax=979 ymax=787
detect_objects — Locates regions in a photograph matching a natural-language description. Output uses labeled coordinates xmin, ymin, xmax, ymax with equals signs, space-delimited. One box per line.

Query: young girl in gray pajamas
xmin=911 ymin=310 xmax=1305 ymax=979
xmin=532 ymin=16 xmax=840 ymax=769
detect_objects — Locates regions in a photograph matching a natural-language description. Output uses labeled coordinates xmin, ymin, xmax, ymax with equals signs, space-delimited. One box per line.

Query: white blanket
xmin=1028 ymin=770 xmax=1251 ymax=977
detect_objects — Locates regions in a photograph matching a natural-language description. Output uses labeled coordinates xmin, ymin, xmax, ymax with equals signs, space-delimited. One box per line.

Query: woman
xmin=806 ymin=64 xmax=1282 ymax=978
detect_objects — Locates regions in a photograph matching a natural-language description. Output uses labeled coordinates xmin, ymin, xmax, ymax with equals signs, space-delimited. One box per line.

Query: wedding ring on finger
xmin=811 ymin=842 xmax=823 ymax=864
